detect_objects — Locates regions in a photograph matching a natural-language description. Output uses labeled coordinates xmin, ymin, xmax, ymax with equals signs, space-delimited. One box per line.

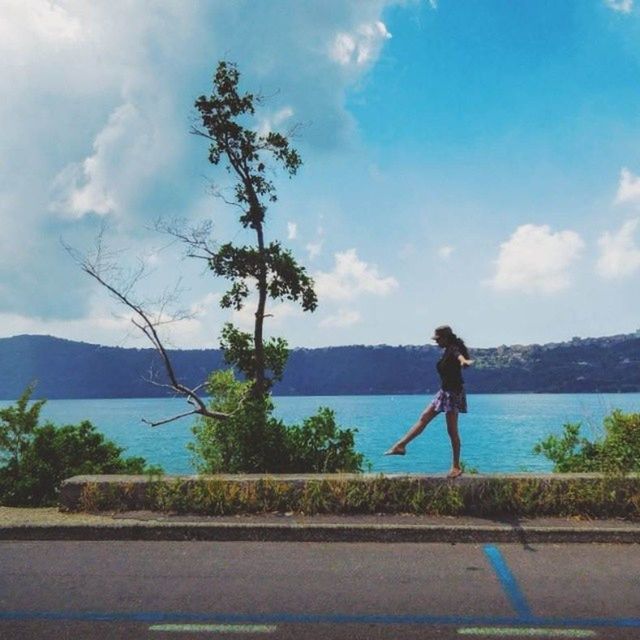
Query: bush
xmin=188 ymin=370 xmax=290 ymax=473
xmin=533 ymin=409 xmax=640 ymax=474
xmin=189 ymin=370 xmax=366 ymax=473
xmin=0 ymin=385 xmax=161 ymax=506
xmin=285 ymin=408 xmax=365 ymax=473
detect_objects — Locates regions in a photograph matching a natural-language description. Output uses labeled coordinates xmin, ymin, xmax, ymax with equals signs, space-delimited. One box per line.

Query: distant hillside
xmin=0 ymin=332 xmax=639 ymax=399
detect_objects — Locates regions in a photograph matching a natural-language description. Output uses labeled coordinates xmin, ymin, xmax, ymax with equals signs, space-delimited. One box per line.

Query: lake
xmin=8 ymin=393 xmax=639 ymax=474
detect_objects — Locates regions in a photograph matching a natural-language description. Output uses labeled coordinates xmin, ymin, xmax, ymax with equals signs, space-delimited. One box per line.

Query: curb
xmin=1 ymin=522 xmax=639 ymax=543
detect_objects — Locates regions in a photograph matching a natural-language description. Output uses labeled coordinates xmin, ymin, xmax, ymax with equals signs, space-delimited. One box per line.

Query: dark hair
xmin=434 ymin=325 xmax=470 ymax=359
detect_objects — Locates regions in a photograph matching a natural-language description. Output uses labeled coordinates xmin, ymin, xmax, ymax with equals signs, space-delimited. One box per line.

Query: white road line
xmin=149 ymin=623 xmax=277 ymax=634
xmin=458 ymin=628 xmax=596 ymax=638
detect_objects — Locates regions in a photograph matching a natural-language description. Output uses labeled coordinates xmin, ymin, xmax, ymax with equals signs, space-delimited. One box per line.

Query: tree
xmin=191 ymin=60 xmax=317 ymax=399
xmin=71 ymin=61 xmax=365 ymax=473
xmin=70 ymin=60 xmax=316 ymax=425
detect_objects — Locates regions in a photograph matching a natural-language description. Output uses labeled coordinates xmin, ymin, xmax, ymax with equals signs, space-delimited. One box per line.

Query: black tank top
xmin=436 ymin=345 xmax=464 ymax=392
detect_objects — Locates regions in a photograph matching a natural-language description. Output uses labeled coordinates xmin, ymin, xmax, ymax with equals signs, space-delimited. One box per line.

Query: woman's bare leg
xmin=445 ymin=411 xmax=462 ymax=477
xmin=385 ymin=405 xmax=439 ymax=454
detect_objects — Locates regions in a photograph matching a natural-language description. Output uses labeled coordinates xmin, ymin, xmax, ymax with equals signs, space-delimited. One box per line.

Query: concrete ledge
xmin=58 ymin=473 xmax=640 ymax=521
xmin=2 ymin=520 xmax=639 ymax=543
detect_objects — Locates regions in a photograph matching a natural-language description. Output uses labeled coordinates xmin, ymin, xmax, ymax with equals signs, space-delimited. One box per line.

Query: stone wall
xmin=59 ymin=473 xmax=640 ymax=519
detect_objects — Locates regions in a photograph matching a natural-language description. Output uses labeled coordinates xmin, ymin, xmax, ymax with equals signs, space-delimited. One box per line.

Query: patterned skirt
xmin=429 ymin=388 xmax=467 ymax=414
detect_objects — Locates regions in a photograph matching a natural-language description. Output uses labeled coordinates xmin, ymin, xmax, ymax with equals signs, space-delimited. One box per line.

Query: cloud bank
xmin=489 ymin=224 xmax=584 ymax=294
xmin=0 ymin=0 xmax=398 ymax=335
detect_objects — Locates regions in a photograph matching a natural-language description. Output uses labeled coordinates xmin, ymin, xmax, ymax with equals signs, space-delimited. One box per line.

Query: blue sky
xmin=1 ymin=0 xmax=639 ymax=350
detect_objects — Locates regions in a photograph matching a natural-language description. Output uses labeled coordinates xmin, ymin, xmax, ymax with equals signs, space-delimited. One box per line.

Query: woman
xmin=384 ymin=325 xmax=473 ymax=478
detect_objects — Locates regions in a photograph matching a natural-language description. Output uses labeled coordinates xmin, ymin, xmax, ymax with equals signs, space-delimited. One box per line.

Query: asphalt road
xmin=1 ymin=540 xmax=639 ymax=639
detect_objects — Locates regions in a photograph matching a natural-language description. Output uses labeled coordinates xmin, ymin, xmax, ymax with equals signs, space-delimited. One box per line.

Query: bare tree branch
xmin=154 ymin=216 xmax=224 ymax=260
xmin=142 ymin=410 xmax=200 ymax=428
xmin=206 ymin=182 xmax=246 ymax=213
xmin=62 ymin=234 xmax=235 ymax=427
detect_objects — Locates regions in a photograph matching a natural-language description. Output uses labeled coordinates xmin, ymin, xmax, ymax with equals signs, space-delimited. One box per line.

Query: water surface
xmin=6 ymin=393 xmax=637 ymax=474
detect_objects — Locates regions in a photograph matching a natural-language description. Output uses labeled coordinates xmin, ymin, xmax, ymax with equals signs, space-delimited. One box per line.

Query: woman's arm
xmin=458 ymin=354 xmax=474 ymax=368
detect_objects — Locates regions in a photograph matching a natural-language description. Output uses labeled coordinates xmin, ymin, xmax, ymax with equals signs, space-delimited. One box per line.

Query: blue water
xmin=3 ymin=394 xmax=639 ymax=474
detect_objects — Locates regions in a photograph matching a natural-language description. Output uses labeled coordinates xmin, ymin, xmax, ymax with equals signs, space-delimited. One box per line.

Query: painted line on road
xmin=458 ymin=628 xmax=596 ymax=637
xmin=483 ymin=544 xmax=532 ymax=618
xmin=150 ymin=624 xmax=277 ymax=634
xmin=1 ymin=610 xmax=639 ymax=628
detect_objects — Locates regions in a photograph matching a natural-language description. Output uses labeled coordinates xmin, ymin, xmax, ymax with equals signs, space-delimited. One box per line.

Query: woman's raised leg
xmin=385 ymin=404 xmax=439 ymax=455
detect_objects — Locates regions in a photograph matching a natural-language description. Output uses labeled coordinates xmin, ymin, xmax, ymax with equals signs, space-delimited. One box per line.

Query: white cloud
xmin=320 ymin=309 xmax=361 ymax=328
xmin=438 ymin=245 xmax=454 ymax=259
xmin=0 ymin=296 xmax=139 ymax=347
xmin=314 ymin=249 xmax=398 ymax=301
xmin=330 ymin=20 xmax=391 ymax=67
xmin=0 ymin=0 xmax=83 ymax=52
xmin=189 ymin=292 xmax=220 ymax=317
xmin=596 ymin=218 xmax=640 ymax=278
xmin=50 ymin=97 xmax=180 ymax=219
xmin=488 ymin=224 xmax=584 ymax=294
xmin=615 ymin=167 xmax=640 ymax=205
xmin=258 ymin=106 xmax=294 ymax=137
xmin=605 ymin=0 xmax=634 ymax=13
xmin=232 ymin=298 xmax=303 ymax=333
xmin=287 ymin=222 xmax=298 ymax=240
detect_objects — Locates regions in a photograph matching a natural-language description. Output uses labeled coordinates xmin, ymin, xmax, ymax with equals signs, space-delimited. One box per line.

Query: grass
xmin=69 ymin=473 xmax=640 ymax=519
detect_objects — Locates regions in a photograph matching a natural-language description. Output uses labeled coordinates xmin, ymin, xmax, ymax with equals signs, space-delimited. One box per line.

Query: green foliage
xmin=188 ymin=370 xmax=288 ymax=473
xmin=0 ymin=384 xmax=45 ymax=468
xmin=212 ymin=242 xmax=316 ymax=313
xmin=0 ymin=385 xmax=161 ymax=506
xmin=533 ymin=410 xmax=640 ymax=474
xmin=219 ymin=324 xmax=289 ymax=389
xmin=459 ymin=460 xmax=479 ymax=475
xmin=285 ymin=407 xmax=365 ymax=473
xmin=195 ymin=61 xmax=302 ymax=213
xmin=189 ymin=370 xmax=366 ymax=474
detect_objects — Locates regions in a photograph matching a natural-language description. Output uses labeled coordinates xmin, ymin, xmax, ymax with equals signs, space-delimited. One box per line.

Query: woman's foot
xmin=384 ymin=444 xmax=406 ymax=456
xmin=447 ymin=467 xmax=463 ymax=478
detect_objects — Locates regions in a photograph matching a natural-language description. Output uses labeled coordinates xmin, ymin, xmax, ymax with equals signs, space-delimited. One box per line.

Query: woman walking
xmin=384 ymin=325 xmax=473 ymax=478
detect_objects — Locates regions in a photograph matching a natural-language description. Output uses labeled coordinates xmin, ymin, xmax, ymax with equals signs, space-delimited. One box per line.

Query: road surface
xmin=1 ymin=540 xmax=638 ymax=639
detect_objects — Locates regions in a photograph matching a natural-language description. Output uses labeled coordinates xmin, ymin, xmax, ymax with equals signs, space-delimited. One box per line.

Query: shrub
xmin=0 ymin=385 xmax=161 ymax=506
xmin=533 ymin=409 xmax=640 ymax=474
xmin=285 ymin=407 xmax=365 ymax=473
xmin=188 ymin=370 xmax=291 ymax=473
xmin=189 ymin=370 xmax=366 ymax=473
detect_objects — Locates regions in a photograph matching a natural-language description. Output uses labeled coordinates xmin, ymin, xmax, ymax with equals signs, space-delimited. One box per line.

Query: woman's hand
xmin=458 ymin=355 xmax=474 ymax=368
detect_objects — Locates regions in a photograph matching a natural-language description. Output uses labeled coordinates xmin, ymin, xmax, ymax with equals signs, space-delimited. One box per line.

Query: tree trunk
xmin=238 ymin=166 xmax=268 ymax=401
xmin=251 ymin=201 xmax=267 ymax=400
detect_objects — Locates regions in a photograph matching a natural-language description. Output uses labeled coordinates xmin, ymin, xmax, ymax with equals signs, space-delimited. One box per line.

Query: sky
xmin=2 ymin=0 xmax=640 ymax=351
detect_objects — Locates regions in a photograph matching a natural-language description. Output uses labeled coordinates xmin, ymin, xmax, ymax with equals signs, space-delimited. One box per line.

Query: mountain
xmin=0 ymin=332 xmax=639 ymax=399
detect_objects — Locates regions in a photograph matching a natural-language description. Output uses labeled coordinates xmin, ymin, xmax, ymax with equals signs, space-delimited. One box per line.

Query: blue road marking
xmin=1 ymin=610 xmax=640 ymax=628
xmin=483 ymin=544 xmax=533 ymax=619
